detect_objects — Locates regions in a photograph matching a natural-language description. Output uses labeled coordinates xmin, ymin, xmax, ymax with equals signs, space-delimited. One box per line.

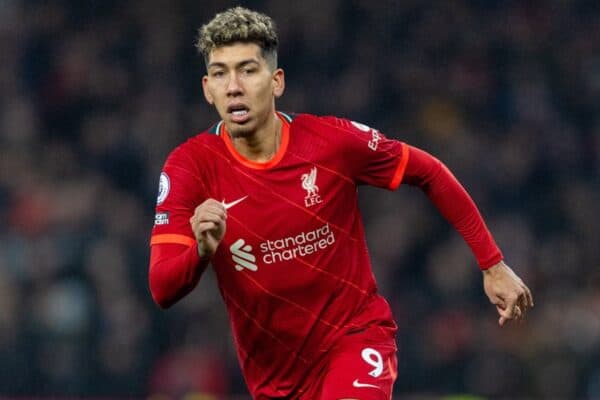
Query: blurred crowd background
xmin=0 ymin=0 xmax=598 ymax=399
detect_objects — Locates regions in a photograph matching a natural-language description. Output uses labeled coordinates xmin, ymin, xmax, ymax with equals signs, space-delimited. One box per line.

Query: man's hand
xmin=189 ymin=199 xmax=227 ymax=259
xmin=483 ymin=260 xmax=534 ymax=326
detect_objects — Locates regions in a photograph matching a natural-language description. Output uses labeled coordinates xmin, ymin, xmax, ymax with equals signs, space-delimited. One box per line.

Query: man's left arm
xmin=402 ymin=145 xmax=534 ymax=326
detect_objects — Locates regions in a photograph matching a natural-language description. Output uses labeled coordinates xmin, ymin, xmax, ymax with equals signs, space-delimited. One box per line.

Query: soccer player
xmin=149 ymin=7 xmax=533 ymax=400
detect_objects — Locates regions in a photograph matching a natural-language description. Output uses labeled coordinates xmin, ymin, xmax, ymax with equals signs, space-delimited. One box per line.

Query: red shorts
xmin=302 ymin=324 xmax=398 ymax=400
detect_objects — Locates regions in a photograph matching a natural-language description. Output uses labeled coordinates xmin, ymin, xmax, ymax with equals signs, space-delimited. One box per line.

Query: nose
xmin=226 ymin=72 xmax=242 ymax=96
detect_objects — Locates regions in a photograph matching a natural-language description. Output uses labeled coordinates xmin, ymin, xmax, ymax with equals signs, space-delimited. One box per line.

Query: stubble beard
xmin=227 ymin=121 xmax=254 ymax=139
xmin=227 ymin=108 xmax=271 ymax=139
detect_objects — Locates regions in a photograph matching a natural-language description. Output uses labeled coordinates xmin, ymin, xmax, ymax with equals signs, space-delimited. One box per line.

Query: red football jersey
xmin=151 ymin=112 xmax=409 ymax=398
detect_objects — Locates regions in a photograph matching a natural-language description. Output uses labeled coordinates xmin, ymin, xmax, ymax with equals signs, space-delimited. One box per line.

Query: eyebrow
xmin=207 ymin=59 xmax=260 ymax=69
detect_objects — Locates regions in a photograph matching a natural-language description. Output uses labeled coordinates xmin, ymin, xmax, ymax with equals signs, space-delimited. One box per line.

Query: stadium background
xmin=0 ymin=0 xmax=598 ymax=398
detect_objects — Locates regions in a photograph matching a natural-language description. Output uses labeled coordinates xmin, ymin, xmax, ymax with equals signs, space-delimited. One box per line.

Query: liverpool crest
xmin=301 ymin=167 xmax=322 ymax=207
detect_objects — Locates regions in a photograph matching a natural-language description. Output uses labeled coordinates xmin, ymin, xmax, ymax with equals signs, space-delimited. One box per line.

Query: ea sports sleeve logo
xmin=156 ymin=172 xmax=170 ymax=205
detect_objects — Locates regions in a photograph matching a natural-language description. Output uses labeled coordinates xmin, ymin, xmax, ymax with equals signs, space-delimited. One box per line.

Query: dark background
xmin=0 ymin=0 xmax=598 ymax=398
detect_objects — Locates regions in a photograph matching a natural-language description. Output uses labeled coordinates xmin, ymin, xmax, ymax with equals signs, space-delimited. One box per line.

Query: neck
xmin=229 ymin=112 xmax=282 ymax=162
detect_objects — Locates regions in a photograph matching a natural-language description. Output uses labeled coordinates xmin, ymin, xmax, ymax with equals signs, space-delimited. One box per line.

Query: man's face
xmin=202 ymin=42 xmax=284 ymax=138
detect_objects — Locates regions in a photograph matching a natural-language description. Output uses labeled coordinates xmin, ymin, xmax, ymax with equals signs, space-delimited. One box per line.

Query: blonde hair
xmin=196 ymin=7 xmax=279 ymax=70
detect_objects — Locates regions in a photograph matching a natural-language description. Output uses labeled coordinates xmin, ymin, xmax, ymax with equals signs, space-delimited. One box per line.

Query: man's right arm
xmin=149 ymin=198 xmax=227 ymax=308
xmin=148 ymin=144 xmax=222 ymax=308
xmin=149 ymin=242 xmax=210 ymax=308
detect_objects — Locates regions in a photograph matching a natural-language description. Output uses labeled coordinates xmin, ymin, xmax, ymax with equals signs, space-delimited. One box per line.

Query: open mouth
xmin=228 ymin=104 xmax=250 ymax=120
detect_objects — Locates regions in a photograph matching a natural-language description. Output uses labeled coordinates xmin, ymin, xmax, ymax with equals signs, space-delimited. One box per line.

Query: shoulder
xmin=289 ymin=112 xmax=339 ymax=127
xmin=290 ymin=113 xmax=364 ymax=132
xmin=288 ymin=113 xmax=343 ymax=134
xmin=290 ymin=113 xmax=376 ymax=143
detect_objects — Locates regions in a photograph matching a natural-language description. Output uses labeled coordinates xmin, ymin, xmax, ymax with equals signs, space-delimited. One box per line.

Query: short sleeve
xmin=322 ymin=117 xmax=409 ymax=190
xmin=150 ymin=146 xmax=207 ymax=247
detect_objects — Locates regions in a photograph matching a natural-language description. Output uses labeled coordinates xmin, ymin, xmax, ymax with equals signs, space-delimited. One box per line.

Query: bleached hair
xmin=195 ymin=7 xmax=278 ymax=70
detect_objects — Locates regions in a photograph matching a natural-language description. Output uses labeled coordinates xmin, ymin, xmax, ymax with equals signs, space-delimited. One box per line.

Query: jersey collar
xmin=219 ymin=111 xmax=290 ymax=170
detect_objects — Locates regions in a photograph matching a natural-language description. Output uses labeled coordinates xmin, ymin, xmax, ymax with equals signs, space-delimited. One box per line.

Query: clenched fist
xmin=189 ymin=199 xmax=227 ymax=259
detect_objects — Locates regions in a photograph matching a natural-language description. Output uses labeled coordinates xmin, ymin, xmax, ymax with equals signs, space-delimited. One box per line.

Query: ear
xmin=202 ymin=75 xmax=214 ymax=104
xmin=272 ymin=68 xmax=285 ymax=98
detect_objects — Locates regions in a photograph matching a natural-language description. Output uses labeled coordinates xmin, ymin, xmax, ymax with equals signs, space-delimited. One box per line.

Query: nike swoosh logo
xmin=222 ymin=195 xmax=248 ymax=210
xmin=352 ymin=379 xmax=379 ymax=389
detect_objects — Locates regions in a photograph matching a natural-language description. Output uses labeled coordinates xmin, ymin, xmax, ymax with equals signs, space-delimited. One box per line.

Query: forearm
xmin=403 ymin=146 xmax=502 ymax=269
xmin=149 ymin=243 xmax=209 ymax=308
xmin=427 ymin=167 xmax=503 ymax=268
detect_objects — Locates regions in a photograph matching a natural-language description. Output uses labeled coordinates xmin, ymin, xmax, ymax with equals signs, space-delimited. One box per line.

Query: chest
xmin=214 ymin=160 xmax=353 ymax=237
xmin=204 ymin=156 xmax=357 ymax=285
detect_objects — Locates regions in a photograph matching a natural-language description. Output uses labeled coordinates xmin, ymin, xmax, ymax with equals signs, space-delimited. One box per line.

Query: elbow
xmin=151 ymin=290 xmax=175 ymax=309
xmin=148 ymin=245 xmax=201 ymax=309
xmin=156 ymin=300 xmax=174 ymax=309
xmin=149 ymin=270 xmax=175 ymax=309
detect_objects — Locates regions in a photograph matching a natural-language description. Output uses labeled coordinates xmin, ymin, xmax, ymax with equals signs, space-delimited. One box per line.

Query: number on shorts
xmin=361 ymin=347 xmax=383 ymax=377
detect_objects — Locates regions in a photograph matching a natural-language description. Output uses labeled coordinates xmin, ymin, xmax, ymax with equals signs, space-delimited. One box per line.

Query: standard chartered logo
xmin=261 ymin=223 xmax=335 ymax=264
xmin=230 ymin=239 xmax=258 ymax=271
xmin=230 ymin=223 xmax=336 ymax=271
